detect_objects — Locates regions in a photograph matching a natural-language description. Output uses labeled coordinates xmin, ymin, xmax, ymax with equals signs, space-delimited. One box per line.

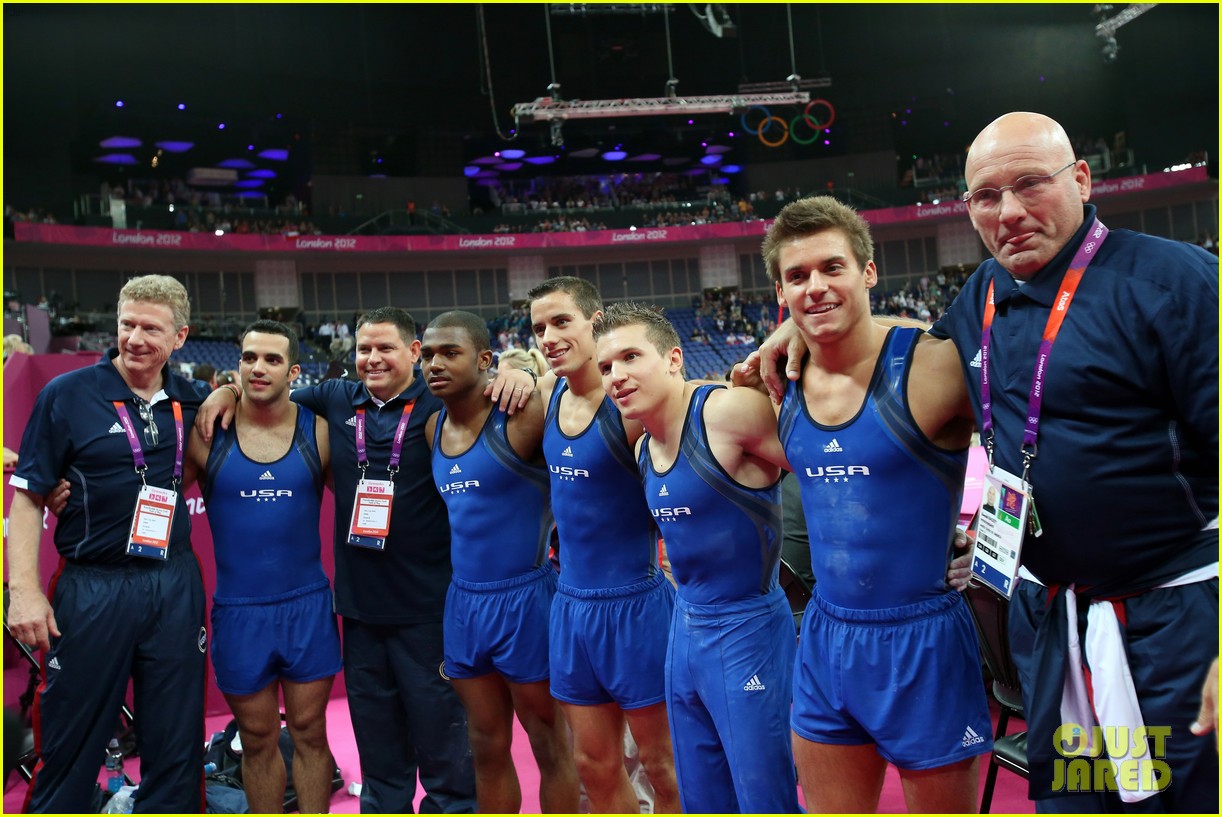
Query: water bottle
xmin=104 ymin=785 xmax=137 ymax=814
xmin=105 ymin=738 xmax=124 ymax=794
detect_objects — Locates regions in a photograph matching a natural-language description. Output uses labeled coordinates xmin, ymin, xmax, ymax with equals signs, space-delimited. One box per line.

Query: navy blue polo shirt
xmin=293 ymin=372 xmax=452 ymax=624
xmin=931 ymin=205 xmax=1218 ymax=591
xmin=11 ymin=349 xmax=210 ymax=564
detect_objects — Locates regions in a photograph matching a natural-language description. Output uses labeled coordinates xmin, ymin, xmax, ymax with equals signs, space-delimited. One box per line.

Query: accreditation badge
xmin=969 ymin=466 xmax=1030 ymax=598
xmin=126 ymin=484 xmax=177 ymax=560
xmin=347 ymin=478 xmax=394 ymax=550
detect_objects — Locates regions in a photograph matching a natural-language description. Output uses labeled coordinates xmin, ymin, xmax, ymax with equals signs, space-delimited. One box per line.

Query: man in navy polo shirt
xmin=8 ymin=274 xmax=212 ymax=813
xmin=201 ymin=306 xmax=475 ymax=813
xmin=932 ymin=112 xmax=1218 ymax=812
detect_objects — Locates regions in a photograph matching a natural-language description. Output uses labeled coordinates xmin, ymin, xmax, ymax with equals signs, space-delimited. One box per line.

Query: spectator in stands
xmin=4 ymin=334 xmax=33 ymax=361
xmin=192 ymin=363 xmax=219 ymax=390
xmin=495 ymin=347 xmax=547 ymax=376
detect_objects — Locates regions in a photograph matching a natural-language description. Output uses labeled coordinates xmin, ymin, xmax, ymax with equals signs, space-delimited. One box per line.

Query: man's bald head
xmin=966 ymin=112 xmax=1077 ymax=180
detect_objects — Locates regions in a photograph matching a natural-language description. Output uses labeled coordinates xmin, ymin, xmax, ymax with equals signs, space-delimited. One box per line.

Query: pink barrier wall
xmin=12 ymin=166 xmax=1209 ymax=255
xmin=3 ymin=353 xmax=342 ymax=716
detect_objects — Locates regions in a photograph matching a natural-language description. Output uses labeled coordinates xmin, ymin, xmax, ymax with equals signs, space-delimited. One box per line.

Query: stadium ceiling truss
xmin=511 ymin=91 xmax=817 ymax=123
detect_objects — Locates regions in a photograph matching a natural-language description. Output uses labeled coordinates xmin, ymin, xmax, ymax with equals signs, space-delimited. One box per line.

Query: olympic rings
xmin=801 ymin=99 xmax=836 ymax=130
xmin=737 ymin=99 xmax=838 ymax=148
xmin=758 ymin=116 xmax=788 ymax=147
xmin=739 ymin=106 xmax=773 ymax=136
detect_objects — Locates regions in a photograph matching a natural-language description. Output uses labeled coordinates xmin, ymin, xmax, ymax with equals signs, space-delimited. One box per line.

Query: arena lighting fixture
xmin=512 ymin=91 xmax=811 ymax=123
xmin=217 ymin=158 xmax=256 ymax=169
xmin=500 ymin=148 xmax=526 ymax=159
xmin=257 ymin=148 xmax=289 ymax=161
xmin=99 ymin=136 xmax=142 ymax=149
xmin=155 ymin=141 xmax=194 ymax=153
xmin=602 ymin=150 xmax=628 ymax=161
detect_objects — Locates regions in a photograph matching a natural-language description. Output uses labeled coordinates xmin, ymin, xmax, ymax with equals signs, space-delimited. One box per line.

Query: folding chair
xmin=963 ymin=580 xmax=1029 ymax=813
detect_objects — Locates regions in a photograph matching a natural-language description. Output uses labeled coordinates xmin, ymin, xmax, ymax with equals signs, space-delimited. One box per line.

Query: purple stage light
xmin=257 ymin=148 xmax=289 ymax=161
xmin=177 ymin=103 xmax=186 ymax=111
xmin=234 ymin=179 xmax=265 ymax=188
xmin=95 ymin=153 xmax=139 ymax=165
xmin=115 ymin=100 xmax=124 ymax=108
xmin=155 ymin=141 xmax=194 ymax=153
xmin=463 ymin=166 xmax=480 ymax=177
xmin=471 ymin=155 xmax=503 ymax=164
xmin=247 ymin=169 xmax=277 ymax=179
xmin=217 ymin=158 xmax=256 ymax=169
xmin=525 ymin=156 xmax=556 ymax=165
xmin=501 ymin=149 xmax=526 ymax=159
xmin=497 ymin=162 xmax=523 ymax=171
xmin=628 ymin=153 xmax=662 ymax=162
xmin=218 ymin=123 xmax=226 ymax=130
xmin=602 ymin=151 xmax=628 ymax=161
xmin=704 ymin=144 xmax=731 ymax=154
xmin=721 ymin=164 xmax=741 ymax=174
xmin=699 ymin=154 xmax=722 ymax=165
xmin=99 ymin=136 xmax=142 ymax=149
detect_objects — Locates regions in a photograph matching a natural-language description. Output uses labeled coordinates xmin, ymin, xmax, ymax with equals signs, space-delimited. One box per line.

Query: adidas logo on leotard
xmin=823 ymin=438 xmax=843 ymax=453
xmin=345 ymin=416 xmax=358 ymax=426
xmin=259 ymin=470 xmax=275 ymax=480
xmin=108 ymin=422 xmax=125 ymax=434
xmin=961 ymin=725 xmax=985 ymax=747
xmin=743 ymin=674 xmax=766 ymax=691
xmin=561 ymin=446 xmax=574 ymax=457
xmin=658 ymin=485 xmax=669 ymax=497
xmin=449 ymin=464 xmax=462 ymax=475
xmin=970 ymin=349 xmax=983 ymax=369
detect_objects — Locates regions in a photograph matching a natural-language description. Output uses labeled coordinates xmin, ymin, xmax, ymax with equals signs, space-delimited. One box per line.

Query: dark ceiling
xmin=4 ymin=3 xmax=1217 ymax=205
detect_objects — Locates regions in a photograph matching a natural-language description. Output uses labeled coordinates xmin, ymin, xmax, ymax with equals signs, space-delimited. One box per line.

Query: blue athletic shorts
xmin=792 ymin=590 xmax=993 ymax=770
xmin=549 ymin=572 xmax=674 ymax=709
xmin=668 ymin=587 xmax=800 ymax=814
xmin=210 ymin=580 xmax=342 ymax=697
xmin=443 ymin=563 xmax=556 ymax=684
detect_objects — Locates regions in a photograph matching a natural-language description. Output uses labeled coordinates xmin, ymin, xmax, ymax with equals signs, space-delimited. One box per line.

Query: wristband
xmin=221 ymin=384 xmax=240 ymax=401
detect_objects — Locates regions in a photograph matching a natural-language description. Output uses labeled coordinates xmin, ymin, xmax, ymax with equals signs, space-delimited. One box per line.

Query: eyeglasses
xmin=961 ymin=161 xmax=1077 ymax=211
xmin=133 ymin=397 xmax=160 ymax=449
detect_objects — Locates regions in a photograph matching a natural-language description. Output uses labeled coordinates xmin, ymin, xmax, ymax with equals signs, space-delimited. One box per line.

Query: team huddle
xmin=8 ymin=111 xmax=1216 ymax=815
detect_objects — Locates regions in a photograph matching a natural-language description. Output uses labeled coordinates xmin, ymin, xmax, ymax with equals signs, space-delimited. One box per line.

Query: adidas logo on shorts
xmin=961 ymin=725 xmax=985 ymax=747
xmin=259 ymin=470 xmax=275 ymax=480
xmin=743 ymin=674 xmax=766 ymax=692
xmin=823 ymin=438 xmax=843 ymax=453
xmin=108 ymin=422 xmax=125 ymax=434
xmin=449 ymin=464 xmax=462 ymax=475
xmin=561 ymin=446 xmax=574 ymax=457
